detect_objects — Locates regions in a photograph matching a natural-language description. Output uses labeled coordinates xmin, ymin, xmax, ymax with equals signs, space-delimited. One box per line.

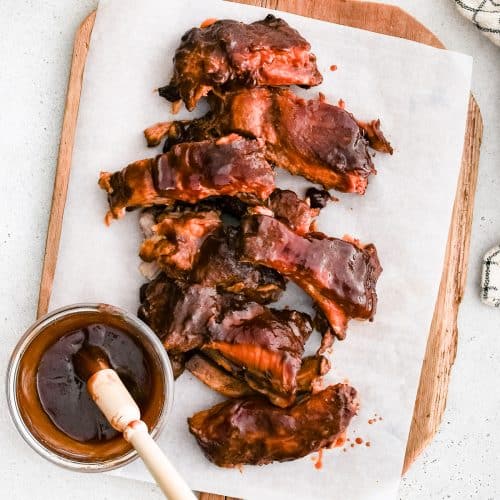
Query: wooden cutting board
xmin=37 ymin=0 xmax=483 ymax=498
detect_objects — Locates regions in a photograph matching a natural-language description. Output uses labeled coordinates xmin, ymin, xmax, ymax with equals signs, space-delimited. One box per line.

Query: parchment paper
xmin=49 ymin=1 xmax=472 ymax=498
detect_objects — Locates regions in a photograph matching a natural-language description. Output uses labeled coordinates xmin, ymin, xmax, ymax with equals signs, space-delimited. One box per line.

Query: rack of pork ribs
xmin=99 ymin=15 xmax=389 ymax=468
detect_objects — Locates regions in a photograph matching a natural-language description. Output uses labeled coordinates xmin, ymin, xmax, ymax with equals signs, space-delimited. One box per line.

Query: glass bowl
xmin=6 ymin=303 xmax=174 ymax=472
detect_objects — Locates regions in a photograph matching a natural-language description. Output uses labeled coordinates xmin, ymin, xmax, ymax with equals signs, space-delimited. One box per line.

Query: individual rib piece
xmin=296 ymin=355 xmax=331 ymax=392
xmin=188 ymin=353 xmax=330 ymax=399
xmin=203 ymin=306 xmax=312 ymax=407
xmin=191 ymin=226 xmax=286 ymax=304
xmin=99 ymin=134 xmax=274 ymax=222
xmin=267 ymin=189 xmax=319 ymax=236
xmin=186 ymin=353 xmax=256 ymax=399
xmin=139 ymin=209 xmax=222 ymax=279
xmin=357 ymin=119 xmax=394 ymax=154
xmin=146 ymin=88 xmax=389 ymax=193
xmin=139 ymin=277 xmax=220 ymax=353
xmin=241 ymin=215 xmax=382 ymax=339
xmin=160 ymin=15 xmax=322 ymax=110
xmin=188 ymin=383 xmax=358 ymax=467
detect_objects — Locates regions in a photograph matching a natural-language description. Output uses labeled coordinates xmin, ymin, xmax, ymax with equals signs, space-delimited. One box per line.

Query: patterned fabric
xmin=454 ymin=0 xmax=500 ymax=46
xmin=481 ymin=246 xmax=500 ymax=307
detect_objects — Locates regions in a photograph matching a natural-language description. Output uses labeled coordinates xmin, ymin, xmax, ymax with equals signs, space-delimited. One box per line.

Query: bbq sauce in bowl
xmin=36 ymin=323 xmax=151 ymax=443
xmin=8 ymin=304 xmax=173 ymax=471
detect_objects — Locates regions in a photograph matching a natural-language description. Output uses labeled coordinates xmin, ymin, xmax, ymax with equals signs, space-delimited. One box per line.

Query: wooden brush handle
xmin=88 ymin=369 xmax=196 ymax=500
xmin=124 ymin=421 xmax=197 ymax=500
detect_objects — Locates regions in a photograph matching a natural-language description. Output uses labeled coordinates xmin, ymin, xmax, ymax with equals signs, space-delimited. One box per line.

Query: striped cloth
xmin=454 ymin=1 xmax=500 ymax=46
xmin=481 ymin=246 xmax=500 ymax=307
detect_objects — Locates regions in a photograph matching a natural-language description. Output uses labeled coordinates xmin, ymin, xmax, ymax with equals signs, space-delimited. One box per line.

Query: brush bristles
xmin=73 ymin=344 xmax=111 ymax=381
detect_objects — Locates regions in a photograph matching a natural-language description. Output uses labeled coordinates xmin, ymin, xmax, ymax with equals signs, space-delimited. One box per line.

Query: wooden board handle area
xmin=38 ymin=2 xmax=482 ymax=499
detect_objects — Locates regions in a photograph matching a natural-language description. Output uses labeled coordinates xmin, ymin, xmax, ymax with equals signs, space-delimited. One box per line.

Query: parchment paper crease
xmin=49 ymin=1 xmax=472 ymax=498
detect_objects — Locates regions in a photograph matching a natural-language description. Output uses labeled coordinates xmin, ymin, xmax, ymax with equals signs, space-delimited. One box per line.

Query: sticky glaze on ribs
xmin=160 ymin=15 xmax=322 ymax=110
xmin=191 ymin=226 xmax=286 ymax=303
xmin=139 ymin=210 xmax=222 ymax=279
xmin=267 ymin=189 xmax=319 ymax=236
xmin=139 ymin=274 xmax=312 ymax=406
xmin=97 ymin=14 xmax=391 ymax=468
xmin=241 ymin=215 xmax=382 ymax=339
xmin=99 ymin=134 xmax=274 ymax=221
xmin=145 ymin=88 xmax=389 ymax=193
xmin=186 ymin=353 xmax=329 ymax=399
xmin=203 ymin=306 xmax=312 ymax=407
xmin=188 ymin=383 xmax=358 ymax=467
xmin=186 ymin=353 xmax=257 ymax=399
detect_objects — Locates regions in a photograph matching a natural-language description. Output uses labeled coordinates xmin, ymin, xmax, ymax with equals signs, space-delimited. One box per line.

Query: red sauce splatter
xmin=334 ymin=432 xmax=346 ymax=448
xmin=330 ymin=64 xmax=338 ymax=71
xmin=368 ymin=419 xmax=374 ymax=424
xmin=314 ymin=449 xmax=323 ymax=469
xmin=350 ymin=443 xmax=355 ymax=448
xmin=200 ymin=18 xmax=218 ymax=28
xmin=365 ymin=442 xmax=371 ymax=447
xmin=355 ymin=437 xmax=363 ymax=445
xmin=338 ymin=99 xmax=345 ymax=109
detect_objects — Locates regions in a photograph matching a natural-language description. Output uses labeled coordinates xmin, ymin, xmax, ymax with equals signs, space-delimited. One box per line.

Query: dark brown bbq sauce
xmin=36 ymin=323 xmax=151 ymax=443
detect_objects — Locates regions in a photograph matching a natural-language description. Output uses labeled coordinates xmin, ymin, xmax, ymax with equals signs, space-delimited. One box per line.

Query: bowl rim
xmin=6 ymin=302 xmax=174 ymax=472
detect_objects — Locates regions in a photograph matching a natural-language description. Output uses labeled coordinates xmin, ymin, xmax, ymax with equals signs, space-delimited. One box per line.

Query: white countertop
xmin=0 ymin=1 xmax=498 ymax=498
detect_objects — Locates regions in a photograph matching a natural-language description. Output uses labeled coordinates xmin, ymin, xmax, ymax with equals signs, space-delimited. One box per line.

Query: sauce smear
xmin=314 ymin=449 xmax=323 ymax=469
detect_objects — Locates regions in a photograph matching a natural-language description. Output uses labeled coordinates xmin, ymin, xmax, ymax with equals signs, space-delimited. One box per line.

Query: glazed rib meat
xmin=146 ymin=88 xmax=387 ymax=193
xmin=188 ymin=353 xmax=330 ymax=399
xmin=296 ymin=355 xmax=331 ymax=392
xmin=203 ymin=306 xmax=312 ymax=407
xmin=186 ymin=353 xmax=257 ymax=399
xmin=192 ymin=226 xmax=285 ymax=303
xmin=188 ymin=383 xmax=358 ymax=467
xmin=139 ymin=276 xmax=220 ymax=353
xmin=139 ymin=274 xmax=312 ymax=406
xmin=160 ymin=15 xmax=322 ymax=110
xmin=241 ymin=215 xmax=382 ymax=339
xmin=267 ymin=189 xmax=319 ymax=236
xmin=357 ymin=119 xmax=394 ymax=154
xmin=99 ymin=135 xmax=274 ymax=221
xmin=139 ymin=209 xmax=222 ymax=279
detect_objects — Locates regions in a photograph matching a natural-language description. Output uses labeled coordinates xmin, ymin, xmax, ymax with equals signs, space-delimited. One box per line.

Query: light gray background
xmin=0 ymin=1 xmax=498 ymax=499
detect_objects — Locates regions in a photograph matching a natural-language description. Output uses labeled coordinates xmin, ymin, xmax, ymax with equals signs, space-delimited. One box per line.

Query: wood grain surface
xmin=37 ymin=1 xmax=482 ymax=499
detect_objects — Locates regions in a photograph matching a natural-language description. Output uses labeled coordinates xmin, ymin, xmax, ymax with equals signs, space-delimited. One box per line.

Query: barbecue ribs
xmin=241 ymin=215 xmax=382 ymax=339
xmin=139 ymin=274 xmax=312 ymax=407
xmin=99 ymin=134 xmax=274 ymax=222
xmin=188 ymin=383 xmax=358 ymax=467
xmin=139 ymin=209 xmax=222 ymax=279
xmin=145 ymin=88 xmax=390 ymax=193
xmin=203 ymin=306 xmax=312 ymax=407
xmin=191 ymin=225 xmax=286 ymax=303
xmin=160 ymin=15 xmax=322 ymax=110
xmin=267 ymin=189 xmax=319 ymax=236
xmin=187 ymin=353 xmax=330 ymax=399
